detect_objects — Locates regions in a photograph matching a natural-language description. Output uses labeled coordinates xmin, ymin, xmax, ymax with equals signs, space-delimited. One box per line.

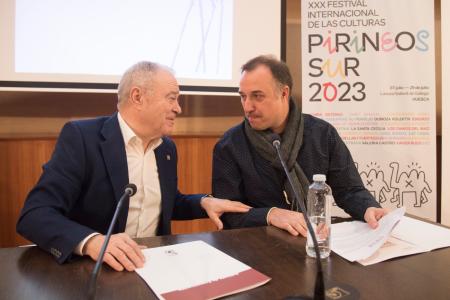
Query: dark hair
xmin=241 ymin=55 xmax=293 ymax=93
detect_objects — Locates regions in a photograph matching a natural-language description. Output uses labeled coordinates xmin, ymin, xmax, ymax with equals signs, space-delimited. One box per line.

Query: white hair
xmin=117 ymin=61 xmax=173 ymax=105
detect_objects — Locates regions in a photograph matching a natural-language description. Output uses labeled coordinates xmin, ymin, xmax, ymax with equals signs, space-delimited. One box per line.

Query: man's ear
xmin=281 ymin=85 xmax=290 ymax=101
xmin=130 ymin=87 xmax=144 ymax=108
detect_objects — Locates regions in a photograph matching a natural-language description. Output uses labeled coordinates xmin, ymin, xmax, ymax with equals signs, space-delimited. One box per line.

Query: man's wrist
xmin=75 ymin=232 xmax=100 ymax=256
xmin=201 ymin=194 xmax=213 ymax=200
xmin=200 ymin=194 xmax=213 ymax=208
xmin=266 ymin=207 xmax=277 ymax=225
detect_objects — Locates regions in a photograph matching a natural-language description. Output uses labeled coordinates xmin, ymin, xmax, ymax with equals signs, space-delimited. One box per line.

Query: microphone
xmin=87 ymin=183 xmax=137 ymax=300
xmin=269 ymin=134 xmax=325 ymax=300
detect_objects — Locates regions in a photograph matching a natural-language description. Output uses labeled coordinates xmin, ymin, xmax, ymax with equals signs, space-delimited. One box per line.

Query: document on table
xmin=391 ymin=216 xmax=450 ymax=250
xmin=135 ymin=240 xmax=271 ymax=300
xmin=331 ymin=207 xmax=450 ymax=265
xmin=331 ymin=207 xmax=406 ymax=262
xmin=357 ymin=235 xmax=428 ymax=266
xmin=358 ymin=215 xmax=450 ymax=265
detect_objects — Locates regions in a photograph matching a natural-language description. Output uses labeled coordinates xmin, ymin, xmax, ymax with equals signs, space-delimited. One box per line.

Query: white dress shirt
xmin=118 ymin=112 xmax=162 ymax=238
xmin=75 ymin=113 xmax=162 ymax=255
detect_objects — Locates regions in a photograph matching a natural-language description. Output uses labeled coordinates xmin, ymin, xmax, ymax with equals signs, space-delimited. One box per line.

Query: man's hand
xmin=84 ymin=233 xmax=146 ymax=272
xmin=364 ymin=207 xmax=389 ymax=229
xmin=267 ymin=208 xmax=307 ymax=237
xmin=200 ymin=196 xmax=251 ymax=230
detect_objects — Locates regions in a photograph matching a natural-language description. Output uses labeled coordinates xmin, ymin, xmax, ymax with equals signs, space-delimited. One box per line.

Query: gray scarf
xmin=244 ymin=99 xmax=310 ymax=211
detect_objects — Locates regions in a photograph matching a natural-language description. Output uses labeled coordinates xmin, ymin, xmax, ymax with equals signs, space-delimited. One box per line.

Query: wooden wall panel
xmin=0 ymin=136 xmax=219 ymax=247
xmin=171 ymin=136 xmax=219 ymax=234
xmin=0 ymin=139 xmax=56 ymax=247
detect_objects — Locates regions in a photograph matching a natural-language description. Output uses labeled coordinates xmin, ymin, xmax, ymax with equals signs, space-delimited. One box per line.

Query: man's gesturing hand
xmin=84 ymin=233 xmax=145 ymax=272
xmin=200 ymin=196 xmax=251 ymax=230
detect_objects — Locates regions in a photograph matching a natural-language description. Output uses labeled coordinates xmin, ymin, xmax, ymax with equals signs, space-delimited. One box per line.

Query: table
xmin=1 ymin=226 xmax=449 ymax=299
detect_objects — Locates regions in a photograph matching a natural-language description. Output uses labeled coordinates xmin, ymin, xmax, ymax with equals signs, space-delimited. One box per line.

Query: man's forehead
xmin=239 ymin=67 xmax=274 ymax=91
xmin=238 ymin=88 xmax=264 ymax=94
xmin=155 ymin=69 xmax=176 ymax=81
xmin=241 ymin=65 xmax=274 ymax=83
xmin=166 ymin=89 xmax=179 ymax=96
xmin=242 ymin=64 xmax=272 ymax=76
xmin=154 ymin=70 xmax=179 ymax=89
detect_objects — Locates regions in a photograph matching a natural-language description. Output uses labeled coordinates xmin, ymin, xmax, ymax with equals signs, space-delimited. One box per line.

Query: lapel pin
xmin=166 ymin=155 xmax=171 ymax=161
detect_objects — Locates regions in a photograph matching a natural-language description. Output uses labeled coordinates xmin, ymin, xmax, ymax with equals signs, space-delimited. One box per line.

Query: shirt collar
xmin=117 ymin=112 xmax=162 ymax=150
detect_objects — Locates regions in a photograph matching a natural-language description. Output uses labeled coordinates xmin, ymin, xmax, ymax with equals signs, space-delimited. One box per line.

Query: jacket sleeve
xmin=172 ymin=191 xmax=207 ymax=220
xmin=326 ymin=125 xmax=381 ymax=220
xmin=212 ymin=142 xmax=270 ymax=228
xmin=16 ymin=122 xmax=96 ymax=264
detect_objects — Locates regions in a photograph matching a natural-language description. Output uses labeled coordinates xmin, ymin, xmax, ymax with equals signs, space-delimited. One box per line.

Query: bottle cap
xmin=313 ymin=174 xmax=326 ymax=182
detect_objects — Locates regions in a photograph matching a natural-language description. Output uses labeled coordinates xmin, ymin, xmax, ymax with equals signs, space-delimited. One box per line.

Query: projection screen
xmin=0 ymin=0 xmax=283 ymax=94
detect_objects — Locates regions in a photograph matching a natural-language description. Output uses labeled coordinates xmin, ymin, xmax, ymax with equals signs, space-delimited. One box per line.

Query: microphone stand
xmin=272 ymin=139 xmax=325 ymax=300
xmin=87 ymin=184 xmax=137 ymax=300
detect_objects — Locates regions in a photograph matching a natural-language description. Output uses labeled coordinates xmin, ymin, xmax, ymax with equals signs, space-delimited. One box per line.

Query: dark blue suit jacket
xmin=17 ymin=113 xmax=206 ymax=263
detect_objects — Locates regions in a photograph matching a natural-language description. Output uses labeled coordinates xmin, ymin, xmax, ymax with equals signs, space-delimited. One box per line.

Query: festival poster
xmin=301 ymin=0 xmax=436 ymax=220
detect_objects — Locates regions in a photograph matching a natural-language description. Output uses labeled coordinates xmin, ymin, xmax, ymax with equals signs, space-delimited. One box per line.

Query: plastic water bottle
xmin=306 ymin=174 xmax=331 ymax=259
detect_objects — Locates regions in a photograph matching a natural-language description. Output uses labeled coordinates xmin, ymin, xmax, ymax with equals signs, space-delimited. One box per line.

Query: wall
xmin=441 ymin=0 xmax=450 ymax=226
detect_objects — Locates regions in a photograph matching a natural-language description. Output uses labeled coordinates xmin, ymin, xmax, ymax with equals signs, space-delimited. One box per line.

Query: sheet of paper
xmin=135 ymin=240 xmax=270 ymax=300
xmin=391 ymin=216 xmax=450 ymax=250
xmin=358 ymin=216 xmax=450 ymax=265
xmin=357 ymin=236 xmax=428 ymax=266
xmin=331 ymin=207 xmax=406 ymax=261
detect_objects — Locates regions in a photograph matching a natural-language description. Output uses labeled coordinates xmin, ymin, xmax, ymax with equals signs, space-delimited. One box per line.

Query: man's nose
xmin=173 ymin=99 xmax=182 ymax=114
xmin=242 ymin=99 xmax=254 ymax=113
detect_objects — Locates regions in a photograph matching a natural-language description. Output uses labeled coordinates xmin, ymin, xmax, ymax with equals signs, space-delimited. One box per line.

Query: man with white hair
xmin=17 ymin=61 xmax=249 ymax=272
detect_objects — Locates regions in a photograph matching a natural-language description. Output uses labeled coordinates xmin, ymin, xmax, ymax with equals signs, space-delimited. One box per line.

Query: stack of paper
xmin=135 ymin=240 xmax=271 ymax=300
xmin=359 ymin=215 xmax=450 ymax=265
xmin=331 ymin=207 xmax=406 ymax=262
xmin=331 ymin=207 xmax=450 ymax=265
